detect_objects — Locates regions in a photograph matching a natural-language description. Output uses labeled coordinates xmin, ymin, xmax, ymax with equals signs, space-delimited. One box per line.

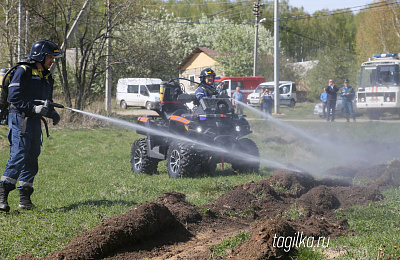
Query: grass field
xmin=0 ymin=102 xmax=399 ymax=259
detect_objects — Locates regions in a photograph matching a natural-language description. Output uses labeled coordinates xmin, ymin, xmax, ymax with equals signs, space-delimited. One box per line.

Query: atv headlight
xmin=235 ymin=125 xmax=241 ymax=132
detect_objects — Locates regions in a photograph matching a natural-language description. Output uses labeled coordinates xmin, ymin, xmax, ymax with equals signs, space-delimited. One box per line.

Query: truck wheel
xmin=130 ymin=138 xmax=159 ymax=174
xmin=146 ymin=102 xmax=152 ymax=110
xmin=166 ymin=141 xmax=196 ymax=178
xmin=289 ymin=99 xmax=295 ymax=107
xmin=230 ymin=138 xmax=260 ymax=173
xmin=120 ymin=100 xmax=127 ymax=109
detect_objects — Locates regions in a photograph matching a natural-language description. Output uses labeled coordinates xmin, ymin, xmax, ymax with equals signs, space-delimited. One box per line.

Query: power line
xmin=278 ymin=0 xmax=400 ymax=21
xmin=139 ymin=0 xmax=400 ymax=25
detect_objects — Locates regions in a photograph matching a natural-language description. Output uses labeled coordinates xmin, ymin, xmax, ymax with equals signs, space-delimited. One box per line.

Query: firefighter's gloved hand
xmin=51 ymin=111 xmax=60 ymax=126
xmin=32 ymin=105 xmax=48 ymax=116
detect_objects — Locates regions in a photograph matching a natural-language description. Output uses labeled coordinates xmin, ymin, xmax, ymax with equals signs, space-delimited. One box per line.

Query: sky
xmin=288 ymin=0 xmax=375 ymax=14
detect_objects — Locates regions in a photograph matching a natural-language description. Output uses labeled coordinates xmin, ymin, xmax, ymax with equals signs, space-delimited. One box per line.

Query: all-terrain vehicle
xmin=131 ymin=79 xmax=260 ymax=178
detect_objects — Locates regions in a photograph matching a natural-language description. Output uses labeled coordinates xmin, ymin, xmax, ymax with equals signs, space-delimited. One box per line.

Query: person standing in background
xmin=340 ymin=79 xmax=356 ymax=122
xmin=232 ymin=87 xmax=245 ymax=114
xmin=325 ymin=79 xmax=339 ymax=122
xmin=320 ymin=88 xmax=327 ymax=119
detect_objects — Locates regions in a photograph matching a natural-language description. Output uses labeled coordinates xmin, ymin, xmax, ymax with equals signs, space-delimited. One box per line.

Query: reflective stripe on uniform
xmin=18 ymin=181 xmax=33 ymax=187
xmin=0 ymin=176 xmax=17 ymax=185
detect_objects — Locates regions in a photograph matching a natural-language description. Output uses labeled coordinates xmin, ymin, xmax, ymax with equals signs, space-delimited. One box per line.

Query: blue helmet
xmin=29 ymin=39 xmax=62 ymax=62
xmin=199 ymin=68 xmax=216 ymax=83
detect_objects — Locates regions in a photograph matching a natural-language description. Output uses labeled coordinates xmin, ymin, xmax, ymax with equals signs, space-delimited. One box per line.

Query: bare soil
xmin=15 ymin=159 xmax=400 ymax=260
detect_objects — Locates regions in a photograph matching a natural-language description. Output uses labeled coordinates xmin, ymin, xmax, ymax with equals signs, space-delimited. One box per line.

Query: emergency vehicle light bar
xmin=373 ymin=53 xmax=398 ymax=58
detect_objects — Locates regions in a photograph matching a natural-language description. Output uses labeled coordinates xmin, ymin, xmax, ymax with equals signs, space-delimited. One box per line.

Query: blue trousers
xmin=342 ymin=100 xmax=354 ymax=119
xmin=1 ymin=112 xmax=42 ymax=186
xmin=263 ymin=104 xmax=272 ymax=116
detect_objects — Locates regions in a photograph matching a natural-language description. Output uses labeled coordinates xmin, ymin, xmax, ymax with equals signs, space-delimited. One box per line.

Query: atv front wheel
xmin=230 ymin=138 xmax=260 ymax=173
xmin=166 ymin=141 xmax=196 ymax=178
xmin=131 ymin=138 xmax=159 ymax=174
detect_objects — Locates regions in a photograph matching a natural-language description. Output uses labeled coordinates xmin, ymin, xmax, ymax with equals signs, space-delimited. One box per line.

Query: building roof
xmin=177 ymin=47 xmax=218 ymax=70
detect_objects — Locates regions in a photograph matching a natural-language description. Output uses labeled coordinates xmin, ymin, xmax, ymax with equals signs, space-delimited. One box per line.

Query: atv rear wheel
xmin=131 ymin=138 xmax=159 ymax=174
xmin=166 ymin=141 xmax=196 ymax=178
xmin=229 ymin=138 xmax=260 ymax=173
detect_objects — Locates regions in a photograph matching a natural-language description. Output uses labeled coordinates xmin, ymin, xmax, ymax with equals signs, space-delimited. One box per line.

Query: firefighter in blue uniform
xmin=195 ymin=68 xmax=218 ymax=102
xmin=0 ymin=39 xmax=62 ymax=212
xmin=340 ymin=79 xmax=356 ymax=122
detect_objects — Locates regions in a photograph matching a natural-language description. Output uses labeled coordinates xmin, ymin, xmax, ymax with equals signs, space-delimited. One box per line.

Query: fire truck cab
xmin=357 ymin=53 xmax=400 ymax=119
xmin=213 ymin=76 xmax=265 ymax=99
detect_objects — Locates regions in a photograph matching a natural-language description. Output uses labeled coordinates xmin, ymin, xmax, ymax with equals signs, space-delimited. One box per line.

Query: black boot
xmin=18 ymin=186 xmax=36 ymax=210
xmin=0 ymin=182 xmax=16 ymax=212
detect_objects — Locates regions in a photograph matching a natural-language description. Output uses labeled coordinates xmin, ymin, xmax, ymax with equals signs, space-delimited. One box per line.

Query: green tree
xmin=305 ymin=46 xmax=358 ymax=101
xmin=356 ymin=0 xmax=400 ymax=63
xmin=113 ymin=11 xmax=275 ymax=79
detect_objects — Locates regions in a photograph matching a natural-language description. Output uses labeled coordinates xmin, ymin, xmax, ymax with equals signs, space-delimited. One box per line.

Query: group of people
xmin=320 ymin=78 xmax=356 ymax=122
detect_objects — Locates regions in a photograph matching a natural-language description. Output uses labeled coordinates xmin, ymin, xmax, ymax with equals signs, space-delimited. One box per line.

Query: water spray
xmin=235 ymin=100 xmax=391 ymax=175
xmin=69 ymin=108 xmax=301 ymax=172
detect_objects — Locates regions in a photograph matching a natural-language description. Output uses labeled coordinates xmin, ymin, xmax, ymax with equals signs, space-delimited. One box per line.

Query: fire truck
xmin=357 ymin=53 xmax=400 ymax=119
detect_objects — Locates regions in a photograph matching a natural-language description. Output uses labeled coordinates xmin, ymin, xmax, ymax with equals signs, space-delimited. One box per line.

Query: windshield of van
xmin=256 ymin=84 xmax=274 ymax=93
xmin=147 ymin=84 xmax=161 ymax=93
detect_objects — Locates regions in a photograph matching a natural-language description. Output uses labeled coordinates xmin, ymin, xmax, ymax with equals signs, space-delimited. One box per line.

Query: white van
xmin=116 ymin=78 xmax=162 ymax=110
xmin=247 ymin=81 xmax=297 ymax=107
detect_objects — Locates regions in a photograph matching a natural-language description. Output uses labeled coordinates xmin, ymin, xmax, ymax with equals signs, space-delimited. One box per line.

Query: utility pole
xmin=253 ymin=0 xmax=262 ymax=77
xmin=18 ymin=0 xmax=22 ymax=61
xmin=274 ymin=0 xmax=280 ymax=114
xmin=25 ymin=10 xmax=29 ymax=55
xmin=50 ymin=0 xmax=92 ymax=73
xmin=105 ymin=0 xmax=112 ymax=112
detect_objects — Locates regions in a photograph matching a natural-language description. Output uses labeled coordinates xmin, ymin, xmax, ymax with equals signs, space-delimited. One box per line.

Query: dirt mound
xmin=325 ymin=166 xmax=359 ymax=178
xmin=353 ymin=159 xmax=400 ymax=190
xmin=17 ymin=160 xmax=400 ymax=260
xmin=296 ymin=185 xmax=341 ymax=215
xmin=232 ymin=216 xmax=296 ymax=260
xmin=152 ymin=191 xmax=202 ymax=223
xmin=212 ymin=189 xmax=256 ymax=213
xmin=334 ymin=186 xmax=384 ymax=209
xmin=231 ymin=214 xmax=348 ymax=260
xmin=353 ymin=164 xmax=387 ymax=185
xmin=17 ymin=201 xmax=180 ymax=260
xmin=263 ymin=169 xmax=315 ymax=197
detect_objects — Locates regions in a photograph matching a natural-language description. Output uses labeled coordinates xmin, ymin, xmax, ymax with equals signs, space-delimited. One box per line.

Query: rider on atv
xmin=195 ymin=68 xmax=219 ymax=101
